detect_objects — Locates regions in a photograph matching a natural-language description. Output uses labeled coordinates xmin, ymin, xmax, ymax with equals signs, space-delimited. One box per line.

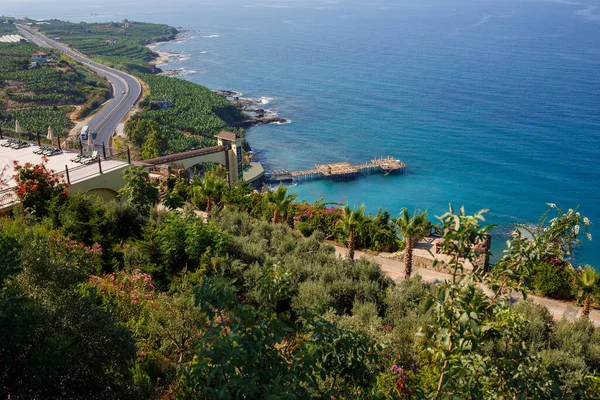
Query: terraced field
xmin=0 ymin=42 xmax=110 ymax=135
xmin=35 ymin=20 xmax=178 ymax=73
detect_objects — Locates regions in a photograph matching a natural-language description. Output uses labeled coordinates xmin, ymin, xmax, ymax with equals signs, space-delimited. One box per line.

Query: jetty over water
xmin=266 ymin=157 xmax=406 ymax=183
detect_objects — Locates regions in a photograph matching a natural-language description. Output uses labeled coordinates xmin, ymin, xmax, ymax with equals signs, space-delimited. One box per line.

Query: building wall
xmin=68 ymin=166 xmax=128 ymax=200
xmin=173 ymin=151 xmax=228 ymax=171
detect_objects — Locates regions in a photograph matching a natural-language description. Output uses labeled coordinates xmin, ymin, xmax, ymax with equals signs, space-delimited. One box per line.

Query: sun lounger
xmin=11 ymin=141 xmax=30 ymax=149
xmin=1 ymin=139 xmax=18 ymax=147
xmin=2 ymin=139 xmax=19 ymax=148
xmin=81 ymin=150 xmax=99 ymax=164
xmin=42 ymin=147 xmax=61 ymax=156
xmin=33 ymin=145 xmax=51 ymax=155
xmin=70 ymin=153 xmax=85 ymax=163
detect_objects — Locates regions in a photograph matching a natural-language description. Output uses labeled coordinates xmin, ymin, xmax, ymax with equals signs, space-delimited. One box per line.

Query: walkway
xmin=332 ymin=244 xmax=600 ymax=327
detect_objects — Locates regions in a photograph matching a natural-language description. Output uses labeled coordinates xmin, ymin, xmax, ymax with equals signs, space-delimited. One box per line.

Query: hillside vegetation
xmin=0 ymin=42 xmax=110 ymax=135
xmin=34 ymin=19 xmax=178 ymax=73
xmin=1 ymin=162 xmax=598 ymax=399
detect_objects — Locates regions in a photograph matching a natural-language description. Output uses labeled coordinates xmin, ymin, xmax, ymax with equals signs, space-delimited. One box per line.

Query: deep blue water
xmin=7 ymin=0 xmax=600 ymax=265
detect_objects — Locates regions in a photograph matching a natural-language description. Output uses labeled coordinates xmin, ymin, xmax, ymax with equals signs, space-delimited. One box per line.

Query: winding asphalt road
xmin=16 ymin=25 xmax=142 ymax=147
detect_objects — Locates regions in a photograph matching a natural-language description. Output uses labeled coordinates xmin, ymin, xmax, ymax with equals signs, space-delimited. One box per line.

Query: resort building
xmin=0 ymin=137 xmax=132 ymax=211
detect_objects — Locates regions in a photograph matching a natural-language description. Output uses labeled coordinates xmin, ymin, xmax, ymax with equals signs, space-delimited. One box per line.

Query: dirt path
xmin=332 ymin=244 xmax=600 ymax=326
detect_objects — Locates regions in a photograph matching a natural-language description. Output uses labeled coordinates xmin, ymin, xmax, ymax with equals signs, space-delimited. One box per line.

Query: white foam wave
xmin=179 ymin=69 xmax=197 ymax=76
xmin=199 ymin=51 xmax=211 ymax=54
xmin=258 ymin=96 xmax=274 ymax=105
xmin=270 ymin=119 xmax=292 ymax=125
xmin=201 ymin=34 xmax=220 ymax=38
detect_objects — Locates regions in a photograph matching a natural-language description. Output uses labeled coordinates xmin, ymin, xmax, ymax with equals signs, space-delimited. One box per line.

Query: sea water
xmin=8 ymin=0 xmax=600 ymax=265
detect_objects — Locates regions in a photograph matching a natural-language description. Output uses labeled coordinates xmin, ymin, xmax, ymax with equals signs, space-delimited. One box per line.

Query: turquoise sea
xmin=6 ymin=0 xmax=600 ymax=265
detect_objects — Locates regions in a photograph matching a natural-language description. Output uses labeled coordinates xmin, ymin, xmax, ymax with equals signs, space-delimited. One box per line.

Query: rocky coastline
xmin=147 ymin=35 xmax=290 ymax=127
xmin=147 ymin=30 xmax=197 ymax=76
xmin=214 ymin=90 xmax=290 ymax=127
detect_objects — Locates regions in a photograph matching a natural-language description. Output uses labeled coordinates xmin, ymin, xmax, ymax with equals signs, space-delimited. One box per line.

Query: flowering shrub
xmin=91 ymin=269 xmax=161 ymax=325
xmin=293 ymin=200 xmax=343 ymax=238
xmin=13 ymin=159 xmax=69 ymax=217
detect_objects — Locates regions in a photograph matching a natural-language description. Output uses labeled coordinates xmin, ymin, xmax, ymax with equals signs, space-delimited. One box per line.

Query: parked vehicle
xmin=80 ymin=125 xmax=89 ymax=140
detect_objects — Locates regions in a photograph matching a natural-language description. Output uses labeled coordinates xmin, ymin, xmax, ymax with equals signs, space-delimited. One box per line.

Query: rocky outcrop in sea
xmin=215 ymin=90 xmax=290 ymax=127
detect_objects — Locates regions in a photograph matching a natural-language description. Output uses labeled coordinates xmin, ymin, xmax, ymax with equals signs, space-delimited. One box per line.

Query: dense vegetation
xmin=34 ymin=19 xmax=178 ymax=73
xmin=0 ymin=19 xmax=18 ymax=35
xmin=1 ymin=161 xmax=598 ymax=399
xmin=0 ymin=42 xmax=110 ymax=134
xmin=126 ymin=74 xmax=247 ymax=158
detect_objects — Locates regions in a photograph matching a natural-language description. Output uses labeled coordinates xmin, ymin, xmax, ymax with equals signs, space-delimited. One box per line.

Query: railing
xmin=0 ymin=129 xmax=135 ymax=156
xmin=0 ymin=142 xmax=131 ymax=210
xmin=53 ymin=147 xmax=131 ymax=185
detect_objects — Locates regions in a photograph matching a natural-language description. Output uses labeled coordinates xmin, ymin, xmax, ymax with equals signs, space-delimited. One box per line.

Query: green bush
xmin=533 ymin=262 xmax=574 ymax=300
xmin=297 ymin=221 xmax=315 ymax=237
xmin=514 ymin=300 xmax=554 ymax=352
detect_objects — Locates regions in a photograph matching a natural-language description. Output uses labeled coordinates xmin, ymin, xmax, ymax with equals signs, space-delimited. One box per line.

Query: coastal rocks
xmin=214 ymin=90 xmax=290 ymax=127
xmin=158 ymin=67 xmax=197 ymax=77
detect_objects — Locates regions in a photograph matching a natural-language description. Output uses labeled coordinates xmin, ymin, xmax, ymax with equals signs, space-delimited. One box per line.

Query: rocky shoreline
xmin=214 ymin=90 xmax=290 ymax=127
xmin=147 ymin=35 xmax=290 ymax=127
xmin=147 ymin=30 xmax=197 ymax=76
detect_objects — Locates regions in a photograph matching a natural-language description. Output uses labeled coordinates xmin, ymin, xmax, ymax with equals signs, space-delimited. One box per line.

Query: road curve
xmin=16 ymin=25 xmax=142 ymax=147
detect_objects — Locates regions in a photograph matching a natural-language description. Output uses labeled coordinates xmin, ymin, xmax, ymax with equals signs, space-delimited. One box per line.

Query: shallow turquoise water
xmin=12 ymin=0 xmax=600 ymax=265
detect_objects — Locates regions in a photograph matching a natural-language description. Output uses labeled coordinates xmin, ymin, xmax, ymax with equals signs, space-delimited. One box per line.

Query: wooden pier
xmin=266 ymin=157 xmax=406 ymax=183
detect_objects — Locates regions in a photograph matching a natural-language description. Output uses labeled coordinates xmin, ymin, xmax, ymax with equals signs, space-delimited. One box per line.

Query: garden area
xmin=0 ymin=161 xmax=599 ymax=399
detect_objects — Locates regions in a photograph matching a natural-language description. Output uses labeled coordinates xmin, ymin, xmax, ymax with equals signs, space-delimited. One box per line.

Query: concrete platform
xmin=1 ymin=138 xmax=131 ymax=209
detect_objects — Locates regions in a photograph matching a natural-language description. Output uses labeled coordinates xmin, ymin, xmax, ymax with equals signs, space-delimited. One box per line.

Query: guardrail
xmin=0 ymin=141 xmax=131 ymax=210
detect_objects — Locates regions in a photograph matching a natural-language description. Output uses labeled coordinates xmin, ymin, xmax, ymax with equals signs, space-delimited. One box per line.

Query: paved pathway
xmin=332 ymin=245 xmax=600 ymax=327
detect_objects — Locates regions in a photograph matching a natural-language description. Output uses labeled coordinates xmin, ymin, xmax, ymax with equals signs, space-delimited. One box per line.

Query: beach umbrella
xmin=87 ymin=130 xmax=94 ymax=151
xmin=47 ymin=126 xmax=54 ymax=140
xmin=15 ymin=120 xmax=22 ymax=141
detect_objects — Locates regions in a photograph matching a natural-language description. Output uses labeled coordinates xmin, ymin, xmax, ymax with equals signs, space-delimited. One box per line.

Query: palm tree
xmin=192 ymin=173 xmax=226 ymax=212
xmin=337 ymin=204 xmax=365 ymax=260
xmin=576 ymin=265 xmax=599 ymax=317
xmin=394 ymin=208 xmax=429 ymax=279
xmin=266 ymin=184 xmax=297 ymax=223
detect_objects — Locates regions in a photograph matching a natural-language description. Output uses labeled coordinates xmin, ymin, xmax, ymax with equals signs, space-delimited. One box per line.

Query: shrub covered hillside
xmin=0 ymin=42 xmax=110 ymax=135
xmin=126 ymin=74 xmax=247 ymax=159
xmin=0 ymin=163 xmax=599 ymax=399
xmin=35 ymin=19 xmax=178 ymax=73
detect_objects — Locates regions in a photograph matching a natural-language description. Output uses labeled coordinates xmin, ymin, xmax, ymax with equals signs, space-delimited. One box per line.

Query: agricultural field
xmin=126 ymin=73 xmax=248 ymax=157
xmin=0 ymin=19 xmax=18 ymax=36
xmin=34 ymin=20 xmax=178 ymax=73
xmin=0 ymin=42 xmax=110 ymax=135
